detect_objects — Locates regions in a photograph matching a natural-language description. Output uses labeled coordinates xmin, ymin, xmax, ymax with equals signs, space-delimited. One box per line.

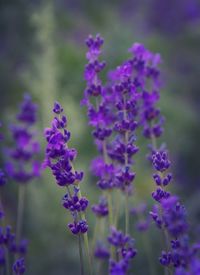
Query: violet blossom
xmin=137 ymin=45 xmax=200 ymax=273
xmin=6 ymin=94 xmax=41 ymax=184
xmin=44 ymin=101 xmax=89 ymax=235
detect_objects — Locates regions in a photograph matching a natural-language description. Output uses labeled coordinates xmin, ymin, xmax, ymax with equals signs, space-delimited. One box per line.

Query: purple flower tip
xmin=13 ymin=258 xmax=26 ymax=274
xmin=53 ymin=101 xmax=64 ymax=114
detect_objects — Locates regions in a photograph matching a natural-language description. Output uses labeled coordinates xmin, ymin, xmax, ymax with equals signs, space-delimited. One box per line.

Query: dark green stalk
xmin=78 ymin=234 xmax=84 ymax=275
xmin=16 ymin=185 xmax=26 ymax=245
xmin=125 ymin=193 xmax=129 ymax=235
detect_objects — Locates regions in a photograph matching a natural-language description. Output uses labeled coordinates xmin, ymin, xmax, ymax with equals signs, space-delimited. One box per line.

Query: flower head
xmin=13 ymin=258 xmax=26 ymax=275
xmin=6 ymin=94 xmax=41 ymax=184
xmin=44 ymin=102 xmax=89 ymax=234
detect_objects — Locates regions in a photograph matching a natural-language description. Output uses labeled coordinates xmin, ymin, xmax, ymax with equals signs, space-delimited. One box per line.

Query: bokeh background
xmin=0 ymin=0 xmax=200 ymax=274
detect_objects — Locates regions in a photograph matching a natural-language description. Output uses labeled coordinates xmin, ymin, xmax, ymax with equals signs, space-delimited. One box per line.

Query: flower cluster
xmin=83 ymin=35 xmax=142 ymax=270
xmin=6 ymin=94 xmax=41 ymax=184
xmin=83 ymin=34 xmax=167 ymax=273
xmin=94 ymin=241 xmax=110 ymax=259
xmin=0 ymin=123 xmax=27 ymax=274
xmin=0 ymin=224 xmax=27 ymax=269
xmin=83 ymin=34 xmax=200 ymax=274
xmin=92 ymin=196 xmax=108 ymax=217
xmin=108 ymin=227 xmax=137 ymax=274
xmin=44 ymin=102 xmax=89 ymax=235
xmin=0 ymin=124 xmax=7 ymax=204
xmin=13 ymin=258 xmax=26 ymax=275
xmin=137 ymin=51 xmax=200 ymax=273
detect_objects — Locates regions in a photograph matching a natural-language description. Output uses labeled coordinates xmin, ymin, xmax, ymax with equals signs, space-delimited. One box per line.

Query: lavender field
xmin=0 ymin=1 xmax=200 ymax=274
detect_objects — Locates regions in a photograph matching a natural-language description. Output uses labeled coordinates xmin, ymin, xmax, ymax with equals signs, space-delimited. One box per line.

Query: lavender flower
xmin=137 ymin=47 xmax=200 ymax=273
xmin=13 ymin=258 xmax=26 ymax=275
xmin=6 ymin=94 xmax=41 ymax=184
xmin=82 ymin=34 xmax=200 ymax=274
xmin=84 ymin=34 xmax=141 ymax=201
xmin=0 ymin=170 xmax=6 ymax=187
xmin=108 ymin=227 xmax=137 ymax=275
xmin=82 ymin=34 xmax=106 ymax=107
xmin=0 ymin=124 xmax=7 ymax=189
xmin=44 ymin=102 xmax=89 ymax=235
xmin=94 ymin=242 xmax=110 ymax=259
xmin=0 ymin=223 xmax=28 ymax=273
xmin=83 ymin=34 xmax=142 ymax=272
xmin=92 ymin=196 xmax=109 ymax=217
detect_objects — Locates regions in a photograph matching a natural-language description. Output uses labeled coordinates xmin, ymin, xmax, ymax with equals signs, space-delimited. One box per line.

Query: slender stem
xmin=66 ymin=185 xmax=72 ymax=198
xmin=107 ymin=191 xmax=113 ymax=226
xmin=16 ymin=185 xmax=26 ymax=245
xmin=5 ymin=247 xmax=10 ymax=275
xmin=125 ymin=193 xmax=129 ymax=235
xmin=114 ymin=189 xmax=121 ymax=227
xmin=141 ymin=232 xmax=156 ymax=275
xmin=60 ymin=123 xmax=92 ymax=274
xmin=77 ymin=189 xmax=93 ymax=275
xmin=78 ymin=234 xmax=84 ymax=275
xmin=92 ymin=219 xmax=99 ymax=252
xmin=83 ymin=233 xmax=92 ymax=275
xmin=102 ymin=140 xmax=109 ymax=163
xmin=151 ymin=134 xmax=157 ymax=150
xmin=102 ymin=139 xmax=115 ymax=259
xmin=67 ymin=186 xmax=92 ymax=275
xmin=107 ymin=191 xmax=115 ymax=259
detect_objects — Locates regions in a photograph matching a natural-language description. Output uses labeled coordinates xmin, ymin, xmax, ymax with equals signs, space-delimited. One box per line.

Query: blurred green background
xmin=0 ymin=0 xmax=200 ymax=274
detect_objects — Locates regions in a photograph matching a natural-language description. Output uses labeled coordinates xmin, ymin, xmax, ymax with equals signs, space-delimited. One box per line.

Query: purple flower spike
xmin=44 ymin=104 xmax=84 ymax=187
xmin=53 ymin=101 xmax=64 ymax=114
xmin=92 ymin=196 xmax=108 ymax=217
xmin=108 ymin=226 xmax=137 ymax=274
xmin=137 ymin=43 xmax=200 ymax=273
xmin=85 ymin=34 xmax=104 ymax=62
xmin=62 ymin=188 xmax=89 ymax=213
xmin=13 ymin=258 xmax=26 ymax=274
xmin=6 ymin=94 xmax=41 ymax=184
xmin=0 ymin=170 xmax=6 ymax=186
xmin=68 ymin=220 xmax=88 ymax=235
xmin=44 ymin=102 xmax=89 ymax=235
xmin=159 ymin=251 xmax=171 ymax=266
xmin=16 ymin=94 xmax=37 ymax=125
xmin=94 ymin=242 xmax=110 ymax=259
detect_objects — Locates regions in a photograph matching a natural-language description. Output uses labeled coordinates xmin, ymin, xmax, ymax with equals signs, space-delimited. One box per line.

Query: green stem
xmin=67 ymin=186 xmax=92 ymax=275
xmin=16 ymin=185 xmax=26 ymax=245
xmin=77 ymin=189 xmax=93 ymax=275
xmin=102 ymin=140 xmax=115 ymax=259
xmin=141 ymin=232 xmax=156 ymax=275
xmin=5 ymin=247 xmax=10 ymax=275
xmin=107 ymin=191 xmax=113 ymax=227
xmin=83 ymin=233 xmax=92 ymax=275
xmin=107 ymin=191 xmax=115 ymax=258
xmin=78 ymin=234 xmax=84 ymax=275
xmin=102 ymin=140 xmax=109 ymax=163
xmin=114 ymin=189 xmax=121 ymax=227
xmin=92 ymin=219 xmax=99 ymax=252
xmin=61 ymin=126 xmax=92 ymax=274
xmin=125 ymin=193 xmax=129 ymax=235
